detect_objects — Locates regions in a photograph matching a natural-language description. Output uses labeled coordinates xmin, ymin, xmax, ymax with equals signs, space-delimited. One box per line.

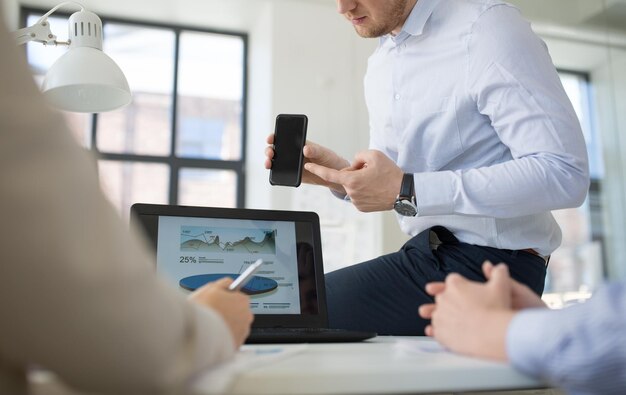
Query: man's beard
xmin=353 ymin=0 xmax=408 ymax=38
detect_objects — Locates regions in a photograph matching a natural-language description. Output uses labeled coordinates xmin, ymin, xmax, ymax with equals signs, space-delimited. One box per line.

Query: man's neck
xmin=391 ymin=0 xmax=419 ymax=36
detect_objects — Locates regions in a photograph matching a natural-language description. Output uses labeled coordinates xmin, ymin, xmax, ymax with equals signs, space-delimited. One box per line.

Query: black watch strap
xmin=394 ymin=173 xmax=418 ymax=217
xmin=399 ymin=173 xmax=415 ymax=199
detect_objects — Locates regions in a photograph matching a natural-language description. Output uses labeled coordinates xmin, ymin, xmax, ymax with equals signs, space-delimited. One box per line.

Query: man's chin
xmin=353 ymin=25 xmax=387 ymax=38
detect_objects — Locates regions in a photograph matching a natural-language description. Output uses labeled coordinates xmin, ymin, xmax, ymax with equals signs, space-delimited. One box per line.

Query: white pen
xmin=228 ymin=259 xmax=264 ymax=291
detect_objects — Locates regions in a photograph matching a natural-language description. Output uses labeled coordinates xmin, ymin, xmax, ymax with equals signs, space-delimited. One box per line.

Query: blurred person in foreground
xmin=419 ymin=262 xmax=626 ymax=394
xmin=0 ymin=8 xmax=252 ymax=395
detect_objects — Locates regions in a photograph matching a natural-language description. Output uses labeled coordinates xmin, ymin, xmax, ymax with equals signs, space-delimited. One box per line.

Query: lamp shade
xmin=37 ymin=9 xmax=132 ymax=113
xmin=42 ymin=46 xmax=131 ymax=113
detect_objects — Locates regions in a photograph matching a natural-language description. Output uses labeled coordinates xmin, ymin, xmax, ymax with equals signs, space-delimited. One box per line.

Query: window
xmin=22 ymin=8 xmax=248 ymax=218
xmin=546 ymin=71 xmax=605 ymax=299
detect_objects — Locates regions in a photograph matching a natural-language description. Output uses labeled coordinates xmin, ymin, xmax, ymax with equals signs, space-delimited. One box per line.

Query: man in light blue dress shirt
xmin=419 ymin=262 xmax=626 ymax=394
xmin=265 ymin=0 xmax=589 ymax=335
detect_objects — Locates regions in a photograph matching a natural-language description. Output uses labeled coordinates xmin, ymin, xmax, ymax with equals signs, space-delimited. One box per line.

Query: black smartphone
xmin=269 ymin=114 xmax=308 ymax=187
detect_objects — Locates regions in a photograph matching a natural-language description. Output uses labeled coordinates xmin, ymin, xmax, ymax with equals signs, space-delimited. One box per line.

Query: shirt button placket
xmin=391 ymin=45 xmax=404 ymax=143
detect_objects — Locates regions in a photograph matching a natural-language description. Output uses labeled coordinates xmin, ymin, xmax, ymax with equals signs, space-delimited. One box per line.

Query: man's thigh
xmin=326 ymin=227 xmax=547 ymax=335
xmin=326 ymin=229 xmax=444 ymax=335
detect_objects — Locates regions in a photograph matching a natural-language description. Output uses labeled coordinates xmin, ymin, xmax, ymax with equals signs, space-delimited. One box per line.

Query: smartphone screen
xmin=269 ymin=114 xmax=308 ymax=187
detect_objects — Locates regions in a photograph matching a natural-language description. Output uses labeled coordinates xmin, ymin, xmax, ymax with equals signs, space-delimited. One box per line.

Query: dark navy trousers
xmin=325 ymin=226 xmax=547 ymax=335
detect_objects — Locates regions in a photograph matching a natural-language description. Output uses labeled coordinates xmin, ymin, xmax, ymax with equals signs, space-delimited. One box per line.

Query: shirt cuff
xmin=331 ymin=189 xmax=351 ymax=202
xmin=412 ymin=171 xmax=456 ymax=215
xmin=506 ymin=308 xmax=553 ymax=379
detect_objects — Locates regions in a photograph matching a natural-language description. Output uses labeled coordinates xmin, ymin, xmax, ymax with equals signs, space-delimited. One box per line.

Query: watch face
xmin=394 ymin=200 xmax=417 ymax=217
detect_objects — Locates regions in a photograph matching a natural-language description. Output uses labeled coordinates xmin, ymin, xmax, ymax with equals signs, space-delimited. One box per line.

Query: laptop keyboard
xmin=246 ymin=327 xmax=377 ymax=344
xmin=252 ymin=327 xmax=347 ymax=333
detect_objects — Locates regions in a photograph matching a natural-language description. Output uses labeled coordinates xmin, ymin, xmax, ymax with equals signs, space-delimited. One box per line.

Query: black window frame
xmin=20 ymin=6 xmax=248 ymax=209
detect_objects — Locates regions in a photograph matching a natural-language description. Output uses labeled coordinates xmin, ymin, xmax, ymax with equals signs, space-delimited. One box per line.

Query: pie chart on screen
xmin=179 ymin=274 xmax=278 ymax=295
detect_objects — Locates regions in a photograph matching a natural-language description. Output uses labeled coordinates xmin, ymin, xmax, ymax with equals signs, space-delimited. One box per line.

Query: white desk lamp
xmin=11 ymin=2 xmax=131 ymax=113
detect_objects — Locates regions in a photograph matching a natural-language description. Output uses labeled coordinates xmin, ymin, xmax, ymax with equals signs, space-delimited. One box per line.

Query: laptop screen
xmin=131 ymin=204 xmax=328 ymax=328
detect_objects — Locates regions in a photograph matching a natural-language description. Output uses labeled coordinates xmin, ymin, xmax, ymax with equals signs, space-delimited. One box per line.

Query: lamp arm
xmin=11 ymin=1 xmax=85 ymax=46
xmin=36 ymin=2 xmax=85 ymax=23
xmin=12 ymin=22 xmax=58 ymax=46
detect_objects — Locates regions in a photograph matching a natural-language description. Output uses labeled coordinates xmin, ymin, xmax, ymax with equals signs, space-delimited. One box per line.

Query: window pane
xmin=544 ymin=72 xmax=605 ymax=294
xmin=560 ymin=73 xmax=604 ymax=179
xmin=178 ymin=168 xmax=237 ymax=207
xmin=97 ymin=24 xmax=175 ymax=156
xmin=26 ymin=15 xmax=69 ymax=73
xmin=98 ymin=161 xmax=170 ymax=217
xmin=548 ymin=204 xmax=603 ymax=293
xmin=176 ymin=31 xmax=244 ymax=160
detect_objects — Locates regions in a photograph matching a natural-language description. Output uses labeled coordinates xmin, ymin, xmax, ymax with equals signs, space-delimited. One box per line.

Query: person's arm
xmin=507 ymin=283 xmax=626 ymax=394
xmin=420 ymin=263 xmax=626 ymax=394
xmin=0 ymin=12 xmax=244 ymax=394
xmin=413 ymin=4 xmax=589 ymax=218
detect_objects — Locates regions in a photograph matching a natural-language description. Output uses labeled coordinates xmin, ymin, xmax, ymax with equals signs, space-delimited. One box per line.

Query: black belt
xmin=521 ymin=248 xmax=550 ymax=266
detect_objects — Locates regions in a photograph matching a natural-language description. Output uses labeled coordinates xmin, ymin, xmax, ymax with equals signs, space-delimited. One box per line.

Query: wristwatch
xmin=393 ymin=173 xmax=418 ymax=217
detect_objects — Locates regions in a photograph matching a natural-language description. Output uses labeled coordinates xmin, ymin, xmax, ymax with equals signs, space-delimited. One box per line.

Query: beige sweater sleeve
xmin=0 ymin=9 xmax=235 ymax=394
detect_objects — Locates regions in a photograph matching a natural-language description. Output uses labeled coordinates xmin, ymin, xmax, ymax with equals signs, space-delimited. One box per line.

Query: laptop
xmin=130 ymin=203 xmax=376 ymax=344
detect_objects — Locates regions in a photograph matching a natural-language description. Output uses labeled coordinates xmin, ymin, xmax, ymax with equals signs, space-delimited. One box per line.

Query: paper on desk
xmin=393 ymin=338 xmax=448 ymax=356
xmin=191 ymin=344 xmax=307 ymax=394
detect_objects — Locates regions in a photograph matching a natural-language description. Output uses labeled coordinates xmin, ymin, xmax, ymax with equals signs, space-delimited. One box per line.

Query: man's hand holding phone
xmin=265 ymin=114 xmax=350 ymax=193
xmin=268 ymin=114 xmax=308 ymax=187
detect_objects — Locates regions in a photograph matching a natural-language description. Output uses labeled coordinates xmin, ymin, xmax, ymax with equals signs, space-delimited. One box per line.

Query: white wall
xmin=4 ymin=0 xmax=386 ymax=271
xmin=601 ymin=45 xmax=626 ymax=279
xmin=6 ymin=0 xmax=625 ymax=277
xmin=7 ymin=0 xmax=267 ymax=30
xmin=246 ymin=1 xmax=274 ymax=211
xmin=261 ymin=0 xmax=384 ymax=271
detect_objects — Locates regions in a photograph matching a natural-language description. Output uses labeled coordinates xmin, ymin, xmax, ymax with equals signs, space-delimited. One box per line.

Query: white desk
xmin=194 ymin=337 xmax=549 ymax=395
